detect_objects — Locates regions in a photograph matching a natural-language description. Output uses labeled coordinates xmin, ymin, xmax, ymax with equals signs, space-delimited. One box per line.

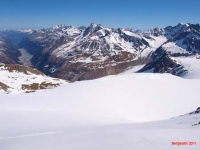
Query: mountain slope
xmin=136 ymin=23 xmax=200 ymax=75
xmin=139 ymin=23 xmax=200 ymax=55
xmin=18 ymin=24 xmax=161 ymax=81
xmin=0 ymin=37 xmax=21 ymax=64
xmin=0 ymin=64 xmax=66 ymax=93
xmin=1 ymin=23 xmax=200 ymax=81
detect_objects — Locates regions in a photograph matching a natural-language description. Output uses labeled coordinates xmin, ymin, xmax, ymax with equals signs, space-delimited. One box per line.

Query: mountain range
xmin=0 ymin=22 xmax=200 ymax=84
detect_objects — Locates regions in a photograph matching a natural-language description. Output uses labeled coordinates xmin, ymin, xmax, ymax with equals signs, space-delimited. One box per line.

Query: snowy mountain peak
xmin=89 ymin=23 xmax=103 ymax=29
xmin=178 ymin=22 xmax=189 ymax=26
xmin=51 ymin=24 xmax=67 ymax=29
xmin=16 ymin=29 xmax=34 ymax=34
xmin=83 ymin=23 xmax=108 ymax=36
xmin=119 ymin=28 xmax=141 ymax=38
xmin=90 ymin=23 xmax=97 ymax=28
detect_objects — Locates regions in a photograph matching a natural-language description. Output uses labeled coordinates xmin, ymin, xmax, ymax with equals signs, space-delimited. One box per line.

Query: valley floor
xmin=18 ymin=48 xmax=33 ymax=67
xmin=0 ymin=57 xmax=200 ymax=150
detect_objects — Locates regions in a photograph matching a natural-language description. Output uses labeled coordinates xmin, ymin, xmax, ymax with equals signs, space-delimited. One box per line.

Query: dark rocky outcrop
xmin=137 ymin=46 xmax=187 ymax=76
xmin=21 ymin=82 xmax=60 ymax=91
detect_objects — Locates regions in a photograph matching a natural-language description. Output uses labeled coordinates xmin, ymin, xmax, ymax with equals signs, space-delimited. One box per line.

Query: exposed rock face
xmin=49 ymin=57 xmax=150 ymax=82
xmin=137 ymin=45 xmax=187 ymax=76
xmin=0 ymin=64 xmax=66 ymax=93
xmin=0 ymin=81 xmax=11 ymax=92
xmin=21 ymin=82 xmax=60 ymax=91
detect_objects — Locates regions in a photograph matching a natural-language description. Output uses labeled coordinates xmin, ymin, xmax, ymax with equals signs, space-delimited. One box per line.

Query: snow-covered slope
xmin=1 ymin=56 xmax=200 ymax=149
xmin=0 ymin=108 xmax=199 ymax=150
xmin=0 ymin=64 xmax=66 ymax=93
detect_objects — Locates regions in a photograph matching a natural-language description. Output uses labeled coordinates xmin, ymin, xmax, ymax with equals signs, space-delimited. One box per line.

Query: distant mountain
xmin=0 ymin=23 xmax=200 ymax=81
xmin=0 ymin=29 xmax=32 ymax=46
xmin=16 ymin=23 xmax=156 ymax=81
xmin=138 ymin=23 xmax=200 ymax=74
xmin=138 ymin=23 xmax=200 ymax=55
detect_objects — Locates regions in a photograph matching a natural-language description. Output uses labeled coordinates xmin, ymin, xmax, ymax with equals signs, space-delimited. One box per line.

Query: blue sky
xmin=0 ymin=0 xmax=200 ymax=30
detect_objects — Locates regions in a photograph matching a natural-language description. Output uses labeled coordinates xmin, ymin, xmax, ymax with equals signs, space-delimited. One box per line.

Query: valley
xmin=18 ymin=48 xmax=33 ymax=67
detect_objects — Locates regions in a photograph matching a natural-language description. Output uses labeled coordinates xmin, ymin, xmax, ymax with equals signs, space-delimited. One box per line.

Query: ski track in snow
xmin=0 ymin=131 xmax=63 ymax=140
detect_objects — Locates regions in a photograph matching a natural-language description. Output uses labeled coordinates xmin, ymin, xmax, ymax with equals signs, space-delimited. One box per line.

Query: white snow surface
xmin=1 ymin=58 xmax=200 ymax=149
xmin=162 ymin=39 xmax=188 ymax=54
xmin=174 ymin=56 xmax=200 ymax=79
xmin=121 ymin=29 xmax=141 ymax=38
xmin=140 ymin=36 xmax=168 ymax=58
